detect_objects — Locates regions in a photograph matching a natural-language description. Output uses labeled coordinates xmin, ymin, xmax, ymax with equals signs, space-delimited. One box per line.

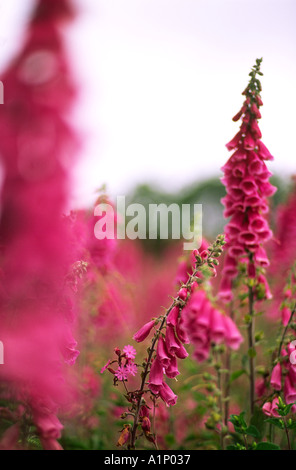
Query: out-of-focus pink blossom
xmin=268 ymin=178 xmax=296 ymax=321
xmin=182 ymin=288 xmax=243 ymax=362
xmin=33 ymin=409 xmax=64 ymax=440
xmin=0 ymin=0 xmax=81 ymax=447
xmin=255 ymin=378 xmax=267 ymax=398
xmin=223 ymin=315 xmax=243 ymax=350
xmin=40 ymin=438 xmax=64 ymax=451
xmin=0 ymin=424 xmax=20 ymax=450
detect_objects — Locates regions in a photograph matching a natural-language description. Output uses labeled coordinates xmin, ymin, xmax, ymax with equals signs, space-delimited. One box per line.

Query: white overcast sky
xmin=0 ymin=0 xmax=295 ymax=207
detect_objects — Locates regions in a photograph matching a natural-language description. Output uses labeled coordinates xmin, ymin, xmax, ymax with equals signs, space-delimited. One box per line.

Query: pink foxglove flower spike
xmin=220 ymin=58 xmax=276 ymax=302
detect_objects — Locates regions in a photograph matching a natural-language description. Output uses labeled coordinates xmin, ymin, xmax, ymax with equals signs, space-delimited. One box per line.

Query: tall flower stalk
xmin=0 ymin=0 xmax=79 ymax=449
xmin=220 ymin=58 xmax=276 ymax=416
xmin=102 ymin=235 xmax=227 ymax=449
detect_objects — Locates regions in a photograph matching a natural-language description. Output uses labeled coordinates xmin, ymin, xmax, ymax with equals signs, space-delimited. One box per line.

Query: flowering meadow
xmin=0 ymin=0 xmax=296 ymax=452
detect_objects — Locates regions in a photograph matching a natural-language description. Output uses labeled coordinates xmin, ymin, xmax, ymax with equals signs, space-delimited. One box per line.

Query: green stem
xmin=243 ymin=433 xmax=249 ymax=450
xmin=248 ymin=284 xmax=255 ymax=416
xmin=129 ymin=261 xmax=205 ymax=448
xmin=215 ymin=351 xmax=224 ymax=450
xmin=224 ymin=300 xmax=234 ymax=426
xmin=284 ymin=418 xmax=291 ymax=450
xmin=129 ymin=312 xmax=168 ymax=449
xmin=128 ymin=236 xmax=226 ymax=449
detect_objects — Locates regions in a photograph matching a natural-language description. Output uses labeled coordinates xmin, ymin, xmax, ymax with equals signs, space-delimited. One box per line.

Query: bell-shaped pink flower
xmin=176 ymin=318 xmax=190 ymax=344
xmin=255 ymin=378 xmax=266 ymax=398
xmin=175 ymin=340 xmax=189 ymax=360
xmin=157 ymin=337 xmax=172 ymax=368
xmin=262 ymin=401 xmax=272 ymax=416
xmin=178 ymin=287 xmax=188 ymax=300
xmin=251 ymin=103 xmax=261 ymax=119
xmin=193 ymin=345 xmax=210 ymax=363
xmin=149 ymin=355 xmax=164 ymax=388
xmin=232 ymin=161 xmax=247 ymax=178
xmin=254 ymin=246 xmax=270 ymax=267
xmin=282 ymin=306 xmax=292 ymax=327
xmin=223 ymin=254 xmax=238 ymax=278
xmin=218 ymin=277 xmax=233 ymax=302
xmin=270 ymin=397 xmax=281 ymax=417
xmin=240 ymin=178 xmax=258 ymax=196
xmin=167 ymin=306 xmax=179 ymax=327
xmin=262 ymin=398 xmax=280 ymax=417
xmin=250 ymin=119 xmax=262 ymax=139
xmin=165 ymin=325 xmax=181 ymax=356
xmin=223 ymin=315 xmax=243 ymax=350
xmin=226 ymin=131 xmax=242 ymax=151
xmin=33 ymin=411 xmax=64 ymax=440
xmin=190 ymin=330 xmax=208 ymax=349
xmin=284 ymin=375 xmax=296 ymax=405
xmin=270 ymin=363 xmax=282 ymax=391
xmin=228 ymin=245 xmax=245 ymax=258
xmin=243 ymin=133 xmax=256 ymax=150
xmin=257 ymin=140 xmax=274 ymax=160
xmin=133 ymin=320 xmax=155 ymax=343
xmin=164 ymin=356 xmax=180 ymax=379
xmin=158 ymin=381 xmax=178 ymax=406
xmin=210 ymin=308 xmax=226 ymax=344
xmin=249 ymin=155 xmax=264 ymax=175
xmin=0 ymin=424 xmax=20 ymax=450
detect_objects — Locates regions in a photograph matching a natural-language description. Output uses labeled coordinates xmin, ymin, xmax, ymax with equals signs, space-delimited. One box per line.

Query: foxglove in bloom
xmin=0 ymin=0 xmax=80 ymax=449
xmin=220 ymin=59 xmax=276 ymax=301
xmin=268 ymin=178 xmax=296 ymax=321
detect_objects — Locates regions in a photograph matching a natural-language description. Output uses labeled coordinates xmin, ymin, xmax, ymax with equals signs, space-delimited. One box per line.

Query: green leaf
xmin=245 ymin=425 xmax=260 ymax=439
xmin=238 ymin=292 xmax=249 ymax=301
xmin=256 ymin=442 xmax=280 ymax=450
xmin=287 ymin=421 xmax=296 ymax=430
xmin=250 ymin=406 xmax=266 ymax=439
xmin=226 ymin=444 xmax=240 ymax=450
xmin=229 ymin=369 xmax=246 ymax=384
xmin=229 ymin=411 xmax=248 ymax=434
xmin=280 ymin=403 xmax=295 ymax=417
xmin=265 ymin=418 xmax=284 ymax=429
